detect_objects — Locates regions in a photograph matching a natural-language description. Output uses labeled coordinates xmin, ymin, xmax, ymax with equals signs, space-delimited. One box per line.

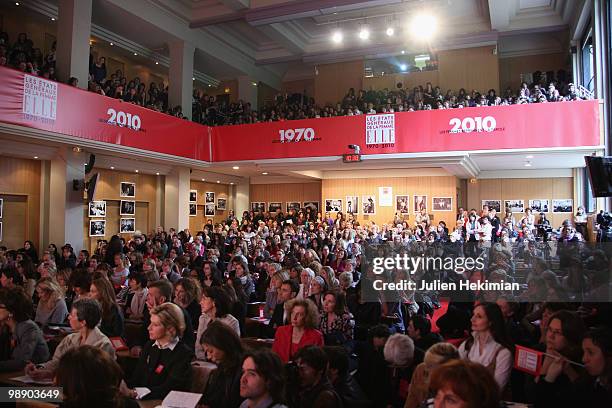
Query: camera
xmin=348 ymin=144 xmax=361 ymax=154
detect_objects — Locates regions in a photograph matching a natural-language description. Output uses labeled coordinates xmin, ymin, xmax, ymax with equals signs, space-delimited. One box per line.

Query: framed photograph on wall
xmin=529 ymin=199 xmax=550 ymax=213
xmin=379 ymin=187 xmax=393 ymax=207
xmin=120 ymin=200 xmax=135 ymax=216
xmin=414 ymin=195 xmax=427 ymax=213
xmin=217 ymin=198 xmax=227 ymax=210
xmin=395 ymin=195 xmax=410 ymax=214
xmin=362 ymin=195 xmax=376 ymax=215
xmin=286 ymin=202 xmax=301 ymax=212
xmin=325 ymin=199 xmax=342 ymax=213
xmin=552 ymin=199 xmax=574 ymax=213
xmin=205 ymin=192 xmax=215 ymax=204
xmin=88 ymin=201 xmax=106 ymax=217
xmin=189 ymin=190 xmax=198 ymax=202
xmin=120 ymin=182 xmax=135 ymax=198
xmin=482 ymin=200 xmax=501 ymax=213
xmin=303 ymin=201 xmax=319 ymax=213
xmin=0 ymin=198 xmax=3 ymax=218
xmin=505 ymin=200 xmax=525 ymax=214
xmin=205 ymin=203 xmax=216 ymax=216
xmin=251 ymin=202 xmax=266 ymax=212
xmin=269 ymin=202 xmax=282 ymax=213
xmin=189 ymin=203 xmax=197 ymax=216
xmin=345 ymin=196 xmax=358 ymax=214
xmin=432 ymin=197 xmax=453 ymax=211
xmin=120 ymin=218 xmax=135 ymax=233
xmin=89 ymin=220 xmax=106 ymax=237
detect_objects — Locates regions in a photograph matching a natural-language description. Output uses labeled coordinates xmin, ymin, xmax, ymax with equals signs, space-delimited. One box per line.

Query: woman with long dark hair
xmin=459 ymin=302 xmax=513 ymax=391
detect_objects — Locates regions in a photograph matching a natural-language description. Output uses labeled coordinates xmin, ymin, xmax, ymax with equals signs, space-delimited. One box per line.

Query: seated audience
xmin=55 ymin=345 xmax=139 ymax=408
xmin=195 ymin=285 xmax=240 ymax=360
xmin=272 ymin=299 xmax=324 ymax=363
xmin=199 ymin=320 xmax=244 ymax=408
xmin=123 ymin=272 xmax=148 ymax=321
xmin=26 ymin=298 xmax=115 ymax=379
xmin=239 ymin=349 xmax=288 ymax=408
xmin=320 ymin=290 xmax=354 ymax=346
xmin=124 ymin=302 xmax=193 ymax=400
xmin=174 ymin=277 xmax=202 ymax=330
xmin=34 ymin=277 xmax=69 ymax=326
xmin=425 ymin=359 xmax=501 ymax=408
xmin=459 ymin=303 xmax=513 ymax=390
xmin=90 ymin=277 xmax=125 ymax=337
xmin=0 ymin=287 xmax=49 ymax=371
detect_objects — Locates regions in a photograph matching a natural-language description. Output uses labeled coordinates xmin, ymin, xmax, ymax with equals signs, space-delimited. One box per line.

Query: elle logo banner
xmin=22 ymin=74 xmax=57 ymax=121
xmin=366 ymin=113 xmax=395 ymax=145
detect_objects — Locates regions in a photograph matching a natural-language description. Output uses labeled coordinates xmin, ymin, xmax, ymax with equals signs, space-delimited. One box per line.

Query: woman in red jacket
xmin=272 ymin=299 xmax=323 ymax=363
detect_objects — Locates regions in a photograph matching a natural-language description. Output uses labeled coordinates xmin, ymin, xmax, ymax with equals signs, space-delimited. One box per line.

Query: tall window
xmin=581 ymin=32 xmax=594 ymax=92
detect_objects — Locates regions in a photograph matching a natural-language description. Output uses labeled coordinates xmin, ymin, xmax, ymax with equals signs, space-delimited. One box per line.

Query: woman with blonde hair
xmin=123 ymin=303 xmax=193 ymax=400
xmin=34 ymin=277 xmax=68 ymax=326
xmin=142 ymin=258 xmax=160 ymax=282
xmin=272 ymin=298 xmax=323 ymax=363
xmin=320 ymin=266 xmax=340 ymax=289
xmin=404 ymin=343 xmax=460 ymax=408
xmin=266 ymin=270 xmax=289 ymax=317
xmin=90 ymin=277 xmax=124 ymax=337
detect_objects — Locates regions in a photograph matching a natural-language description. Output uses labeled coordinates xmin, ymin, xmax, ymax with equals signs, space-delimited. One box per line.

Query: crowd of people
xmin=1 ymin=32 xmax=590 ymax=127
xmin=0 ymin=203 xmax=610 ymax=407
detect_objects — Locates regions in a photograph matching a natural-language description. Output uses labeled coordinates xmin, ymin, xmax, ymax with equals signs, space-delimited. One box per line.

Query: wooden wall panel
xmin=499 ymin=52 xmax=570 ymax=92
xmin=84 ymin=169 xmax=157 ymax=252
xmin=281 ymin=79 xmax=315 ymax=99
xmin=322 ymin=177 xmax=457 ymax=227
xmin=314 ymin=60 xmax=364 ymax=106
xmin=250 ymin=182 xmax=322 ymax=212
xmin=363 ymin=70 xmax=440 ymax=93
xmin=467 ymin=177 xmax=574 ymax=227
xmin=189 ymin=181 xmax=230 ymax=231
xmin=0 ymin=156 xmax=41 ymax=248
xmin=438 ymin=46 xmax=499 ymax=93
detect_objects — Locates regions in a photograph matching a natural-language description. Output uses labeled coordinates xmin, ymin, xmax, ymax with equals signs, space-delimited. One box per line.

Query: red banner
xmin=210 ymin=100 xmax=601 ymax=162
xmin=0 ymin=67 xmax=210 ymax=162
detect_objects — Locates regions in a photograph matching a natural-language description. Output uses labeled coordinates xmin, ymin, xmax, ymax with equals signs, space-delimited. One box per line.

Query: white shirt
xmin=459 ymin=332 xmax=512 ymax=389
xmin=153 ymin=336 xmax=180 ymax=351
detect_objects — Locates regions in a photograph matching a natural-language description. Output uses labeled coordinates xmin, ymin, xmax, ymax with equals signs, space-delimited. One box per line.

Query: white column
xmin=164 ymin=166 xmax=191 ymax=232
xmin=56 ymin=0 xmax=92 ymax=88
xmin=237 ymin=76 xmax=258 ymax=108
xmin=48 ymin=147 xmax=86 ymax=251
xmin=234 ymin=179 xmax=250 ymax=219
xmin=169 ymin=40 xmax=195 ymax=120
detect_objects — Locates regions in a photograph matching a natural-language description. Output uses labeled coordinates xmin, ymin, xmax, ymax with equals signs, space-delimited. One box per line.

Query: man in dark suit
xmin=267 ymin=279 xmax=299 ymax=338
xmin=488 ymin=208 xmax=502 ymax=242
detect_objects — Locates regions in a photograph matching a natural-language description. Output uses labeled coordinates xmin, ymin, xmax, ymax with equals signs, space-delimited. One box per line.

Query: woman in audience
xmin=202 ymin=261 xmax=222 ymax=287
xmin=234 ymin=259 xmax=255 ymax=299
xmin=272 ymin=298 xmax=324 ymax=363
xmin=160 ymin=258 xmax=181 ymax=283
xmin=531 ymin=310 xmax=586 ymax=406
xmin=174 ymin=277 xmax=202 ymax=330
xmin=199 ymin=321 xmax=244 ymax=408
xmin=26 ymin=298 xmax=114 ymax=380
xmin=405 ymin=342 xmax=460 ymax=408
xmin=266 ymin=270 xmax=289 ymax=317
xmin=308 ymin=275 xmax=326 ymax=311
xmin=124 ymin=302 xmax=193 ymax=400
xmin=90 ymin=277 xmax=124 ymax=337
xmin=56 ymin=345 xmax=138 ymax=408
xmin=0 ymin=287 xmax=49 ymax=371
xmin=320 ymin=290 xmax=354 ymax=346
xmin=458 ymin=302 xmax=513 ymax=391
xmin=225 ymin=277 xmax=248 ymax=334
xmin=21 ymin=240 xmax=38 ymax=264
xmin=34 ymin=277 xmax=69 ymax=326
xmin=195 ymin=286 xmax=240 ymax=360
xmin=0 ymin=267 xmax=23 ymax=289
xmin=580 ymin=326 xmax=612 ymax=405
xmin=111 ymin=253 xmax=130 ymax=287
xmin=425 ymin=359 xmax=501 ymax=408
xmin=124 ymin=272 xmax=148 ymax=321
xmin=16 ymin=258 xmax=37 ymax=297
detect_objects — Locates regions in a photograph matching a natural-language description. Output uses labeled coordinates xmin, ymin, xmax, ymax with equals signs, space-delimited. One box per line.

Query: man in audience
xmin=267 ymin=279 xmax=299 ymax=337
xmin=239 ymin=349 xmax=287 ymax=408
xmin=288 ymin=346 xmax=342 ymax=408
xmin=407 ymin=315 xmax=443 ymax=365
xmin=324 ymin=346 xmax=371 ymax=408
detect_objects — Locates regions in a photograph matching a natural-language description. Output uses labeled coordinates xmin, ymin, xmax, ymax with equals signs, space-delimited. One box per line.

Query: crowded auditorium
xmin=0 ymin=0 xmax=611 ymax=407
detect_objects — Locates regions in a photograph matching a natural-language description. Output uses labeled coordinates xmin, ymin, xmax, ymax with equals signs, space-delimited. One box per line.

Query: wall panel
xmin=314 ymin=60 xmax=364 ymax=106
xmin=189 ymin=181 xmax=230 ymax=231
xmin=0 ymin=156 xmax=41 ymax=248
xmin=322 ymin=177 xmax=457 ymax=227
xmin=250 ymin=182 xmax=322 ymax=213
xmin=499 ymin=52 xmax=570 ymax=92
xmin=467 ymin=177 xmax=574 ymax=227
xmin=438 ymin=46 xmax=500 ymax=93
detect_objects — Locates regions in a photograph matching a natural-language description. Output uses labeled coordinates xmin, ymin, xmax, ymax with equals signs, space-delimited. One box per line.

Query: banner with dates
xmin=0 ymin=67 xmax=211 ymax=162
xmin=210 ymin=100 xmax=601 ymax=162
